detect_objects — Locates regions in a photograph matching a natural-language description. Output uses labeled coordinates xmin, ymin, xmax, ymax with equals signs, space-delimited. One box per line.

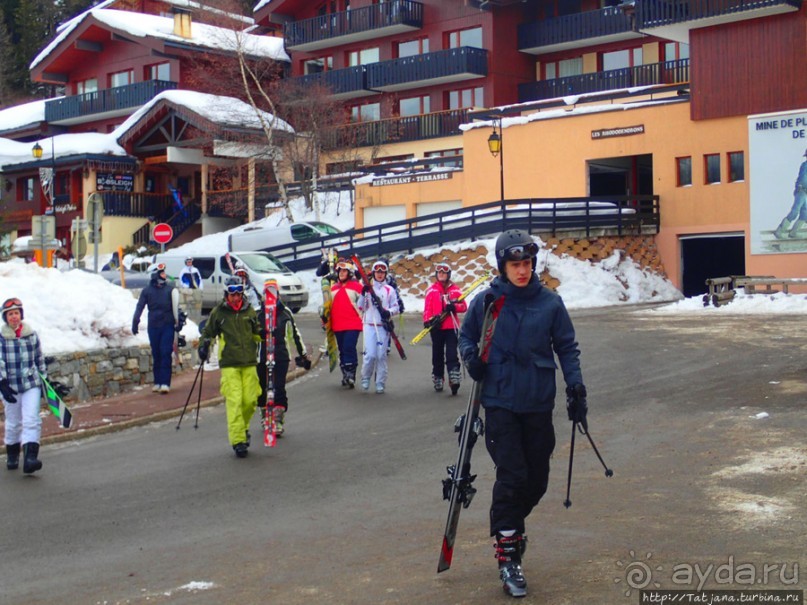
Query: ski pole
xmin=563 ymin=420 xmax=577 ymax=508
xmin=176 ymin=362 xmax=204 ymax=430
xmin=193 ymin=361 xmax=204 ymax=429
xmin=581 ymin=427 xmax=614 ymax=477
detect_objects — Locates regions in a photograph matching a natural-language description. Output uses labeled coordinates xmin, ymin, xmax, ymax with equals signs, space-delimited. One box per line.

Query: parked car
xmin=153 ymin=251 xmax=309 ymax=313
xmin=228 ymin=221 xmax=341 ymax=256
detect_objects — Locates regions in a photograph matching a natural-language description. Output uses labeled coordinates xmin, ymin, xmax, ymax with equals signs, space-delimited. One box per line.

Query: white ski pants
xmin=361 ymin=324 xmax=389 ymax=387
xmin=3 ymin=387 xmax=42 ymax=445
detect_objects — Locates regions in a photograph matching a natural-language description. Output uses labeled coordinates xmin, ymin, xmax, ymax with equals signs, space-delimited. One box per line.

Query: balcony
xmin=518 ymin=6 xmax=642 ymax=55
xmin=45 ymin=80 xmax=178 ymax=125
xmin=285 ymin=0 xmax=424 ymax=52
xmin=323 ymin=108 xmax=470 ymax=149
xmin=636 ymin=0 xmax=802 ymax=43
xmin=295 ymin=65 xmax=374 ymax=100
xmin=366 ymin=46 xmax=488 ymax=93
xmin=518 ymin=58 xmax=689 ymax=102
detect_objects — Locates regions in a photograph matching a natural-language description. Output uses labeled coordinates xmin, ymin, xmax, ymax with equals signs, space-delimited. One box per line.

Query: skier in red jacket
xmin=422 ymin=262 xmax=467 ymax=395
xmin=330 ymin=259 xmax=363 ymax=387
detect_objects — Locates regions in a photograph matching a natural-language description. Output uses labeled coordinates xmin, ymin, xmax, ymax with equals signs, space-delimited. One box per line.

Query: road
xmin=1 ymin=309 xmax=804 ymax=604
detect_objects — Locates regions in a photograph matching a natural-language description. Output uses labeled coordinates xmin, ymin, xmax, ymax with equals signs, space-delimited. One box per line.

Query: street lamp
xmin=31 ymin=137 xmax=56 ymax=210
xmin=487 ymin=116 xmax=504 ymax=203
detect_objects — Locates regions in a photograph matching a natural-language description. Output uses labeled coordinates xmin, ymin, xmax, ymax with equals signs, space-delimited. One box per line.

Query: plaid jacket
xmin=0 ymin=323 xmax=45 ymax=393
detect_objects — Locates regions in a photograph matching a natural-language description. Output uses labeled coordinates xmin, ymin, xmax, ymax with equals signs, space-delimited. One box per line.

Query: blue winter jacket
xmin=458 ymin=275 xmax=583 ymax=413
xmin=132 ymin=275 xmax=177 ymax=330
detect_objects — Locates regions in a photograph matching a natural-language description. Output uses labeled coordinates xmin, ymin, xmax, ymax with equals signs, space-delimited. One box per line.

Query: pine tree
xmin=0 ymin=7 xmax=14 ymax=106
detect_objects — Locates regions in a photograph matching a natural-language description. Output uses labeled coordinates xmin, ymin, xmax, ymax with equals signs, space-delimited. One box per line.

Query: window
xmin=664 ymin=42 xmax=689 ymax=61
xmin=18 ymin=177 xmax=35 ymax=201
xmin=350 ymin=102 xmax=380 ymax=122
xmin=348 ymin=47 xmax=379 ymax=66
xmin=397 ymin=37 xmax=429 ymax=58
xmin=447 ymin=27 xmax=482 ymax=49
xmin=305 ymin=56 xmax=333 ymax=74
xmin=545 ymin=58 xmax=583 ymax=79
xmin=146 ymin=63 xmax=170 ymax=80
xmin=425 ymin=148 xmax=462 ymax=168
xmin=448 ymin=86 xmax=483 ymax=110
xmin=399 ymin=95 xmax=430 ymax=117
xmin=676 ymin=157 xmax=692 ymax=187
xmin=728 ymin=151 xmax=744 ymax=182
xmin=76 ymin=78 xmax=97 ymax=95
xmin=602 ymin=48 xmax=642 ymax=71
xmin=109 ymin=69 xmax=133 ymax=88
xmin=704 ymin=154 xmax=721 ymax=184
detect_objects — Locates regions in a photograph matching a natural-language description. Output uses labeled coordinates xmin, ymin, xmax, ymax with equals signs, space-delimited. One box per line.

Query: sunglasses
xmin=499 ymin=243 xmax=539 ymax=262
xmin=226 ymin=284 xmax=244 ymax=294
xmin=2 ymin=298 xmax=21 ymax=309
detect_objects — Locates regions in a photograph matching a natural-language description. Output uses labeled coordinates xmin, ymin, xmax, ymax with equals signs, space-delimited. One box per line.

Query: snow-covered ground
xmin=3 ymin=192 xmax=805 ymax=355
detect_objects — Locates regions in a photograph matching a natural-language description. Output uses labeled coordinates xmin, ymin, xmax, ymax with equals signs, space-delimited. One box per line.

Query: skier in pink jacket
xmin=422 ymin=262 xmax=467 ymax=395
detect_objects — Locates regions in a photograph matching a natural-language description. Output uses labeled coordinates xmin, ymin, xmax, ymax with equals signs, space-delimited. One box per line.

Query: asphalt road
xmin=1 ymin=308 xmax=804 ymax=604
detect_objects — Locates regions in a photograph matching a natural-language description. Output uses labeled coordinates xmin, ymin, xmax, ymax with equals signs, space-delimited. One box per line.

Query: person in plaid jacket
xmin=0 ymin=298 xmax=46 ymax=474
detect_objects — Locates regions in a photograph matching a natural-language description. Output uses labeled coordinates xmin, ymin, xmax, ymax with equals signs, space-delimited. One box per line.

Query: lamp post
xmin=487 ymin=116 xmax=504 ymax=203
xmin=32 ymin=140 xmax=57 ymax=267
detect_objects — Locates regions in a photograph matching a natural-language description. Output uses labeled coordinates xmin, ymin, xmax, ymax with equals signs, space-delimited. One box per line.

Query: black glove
xmin=362 ymin=284 xmax=371 ymax=295
xmin=0 ymin=379 xmax=17 ymax=403
xmin=445 ymin=301 xmax=456 ymax=314
xmin=566 ymin=383 xmax=588 ymax=431
xmin=175 ymin=323 xmax=183 ymax=332
xmin=380 ymin=309 xmax=391 ymax=321
xmin=465 ymin=356 xmax=486 ymax=382
xmin=295 ymin=355 xmax=312 ymax=370
xmin=198 ymin=342 xmax=209 ymax=362
xmin=131 ymin=324 xmax=139 ymax=335
xmin=425 ymin=316 xmax=441 ymax=329
xmin=51 ymin=381 xmax=71 ymax=400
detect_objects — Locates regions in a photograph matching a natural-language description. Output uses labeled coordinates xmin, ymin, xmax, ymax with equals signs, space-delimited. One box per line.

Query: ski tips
xmin=437 ymin=538 xmax=453 ymax=573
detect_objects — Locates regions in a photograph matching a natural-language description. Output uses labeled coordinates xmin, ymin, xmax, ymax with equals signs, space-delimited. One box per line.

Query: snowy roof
xmin=253 ymin=0 xmax=273 ymax=12
xmin=115 ymin=89 xmax=295 ymax=139
xmin=31 ymin=8 xmax=289 ymax=71
xmin=0 ymin=132 xmax=127 ymax=170
xmin=0 ymin=98 xmax=52 ymax=134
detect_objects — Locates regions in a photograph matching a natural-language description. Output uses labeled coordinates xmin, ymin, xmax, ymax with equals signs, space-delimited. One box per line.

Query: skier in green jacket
xmin=198 ymin=279 xmax=262 ymax=458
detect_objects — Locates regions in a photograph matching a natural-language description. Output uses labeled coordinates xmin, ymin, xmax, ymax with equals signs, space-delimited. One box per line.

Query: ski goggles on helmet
xmin=225 ymin=283 xmax=244 ymax=294
xmin=372 ymin=262 xmax=388 ymax=273
xmin=2 ymin=298 xmax=22 ymax=310
xmin=153 ymin=263 xmax=166 ymax=272
xmin=435 ymin=263 xmax=450 ymax=274
xmin=498 ymin=242 xmax=539 ymax=262
xmin=335 ymin=259 xmax=353 ymax=271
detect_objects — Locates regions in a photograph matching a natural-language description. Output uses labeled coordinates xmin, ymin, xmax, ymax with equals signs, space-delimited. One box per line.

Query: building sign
xmin=96 ymin=173 xmax=134 ymax=192
xmin=54 ymin=203 xmax=78 ymax=214
xmin=371 ymin=172 xmax=453 ymax=187
xmin=749 ymin=109 xmax=807 ymax=255
xmin=591 ymin=125 xmax=645 ymax=139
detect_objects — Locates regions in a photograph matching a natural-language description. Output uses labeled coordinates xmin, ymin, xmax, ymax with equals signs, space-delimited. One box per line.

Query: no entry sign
xmin=152 ymin=223 xmax=174 ymax=244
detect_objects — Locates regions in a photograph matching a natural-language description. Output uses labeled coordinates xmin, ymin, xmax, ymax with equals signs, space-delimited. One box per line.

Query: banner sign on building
xmin=96 ymin=173 xmax=134 ymax=192
xmin=591 ymin=125 xmax=644 ymax=139
xmin=371 ymin=172 xmax=453 ymax=187
xmin=749 ymin=109 xmax=807 ymax=254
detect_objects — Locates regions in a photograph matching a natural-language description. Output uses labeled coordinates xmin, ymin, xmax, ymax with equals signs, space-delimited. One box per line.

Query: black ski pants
xmin=429 ymin=328 xmax=460 ymax=378
xmin=257 ymin=344 xmax=290 ymax=410
xmin=484 ymin=407 xmax=555 ymax=536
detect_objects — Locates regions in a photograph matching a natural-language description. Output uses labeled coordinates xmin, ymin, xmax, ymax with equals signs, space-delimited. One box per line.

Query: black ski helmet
xmin=2 ymin=298 xmax=23 ymax=323
xmin=494 ymin=229 xmax=538 ymax=274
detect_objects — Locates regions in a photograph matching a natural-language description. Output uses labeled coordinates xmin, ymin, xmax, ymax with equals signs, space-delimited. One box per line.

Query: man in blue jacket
xmin=459 ymin=229 xmax=587 ymax=598
xmin=132 ymin=264 xmax=180 ymax=393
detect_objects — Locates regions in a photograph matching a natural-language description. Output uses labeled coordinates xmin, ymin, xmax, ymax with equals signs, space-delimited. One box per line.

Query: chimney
xmin=172 ymin=7 xmax=192 ymax=39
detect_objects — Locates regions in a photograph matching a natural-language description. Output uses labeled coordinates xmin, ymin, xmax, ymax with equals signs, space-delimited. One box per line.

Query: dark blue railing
xmin=324 ymin=108 xmax=470 ymax=149
xmin=636 ymin=0 xmax=802 ymax=28
xmin=366 ymin=46 xmax=488 ymax=89
xmin=45 ymin=80 xmax=178 ymax=122
xmin=518 ymin=6 xmax=635 ymax=51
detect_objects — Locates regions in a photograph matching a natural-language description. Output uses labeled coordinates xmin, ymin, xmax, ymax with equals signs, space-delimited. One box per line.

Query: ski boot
xmin=448 ymin=369 xmax=462 ymax=396
xmin=433 ymin=375 xmax=444 ymax=392
xmin=6 ymin=443 xmax=20 ymax=470
xmin=495 ymin=532 xmax=528 ymax=598
xmin=345 ymin=365 xmax=356 ymax=389
xmin=22 ymin=443 xmax=42 ymax=474
xmin=376 ymin=382 xmax=385 ymax=394
xmin=233 ymin=442 xmax=248 ymax=458
xmin=361 ymin=378 xmax=371 ymax=390
xmin=273 ymin=407 xmax=286 ymax=437
xmin=340 ymin=365 xmax=349 ymax=387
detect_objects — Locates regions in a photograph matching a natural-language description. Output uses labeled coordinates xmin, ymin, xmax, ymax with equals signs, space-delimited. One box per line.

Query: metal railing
xmin=254 ymin=195 xmax=660 ymax=271
xmin=518 ymin=6 xmax=635 ymax=52
xmin=366 ymin=46 xmax=488 ymax=89
xmin=636 ymin=0 xmax=802 ymax=28
xmin=97 ymin=191 xmax=171 ymax=218
xmin=45 ymin=80 xmax=178 ymax=123
xmin=518 ymin=59 xmax=689 ymax=102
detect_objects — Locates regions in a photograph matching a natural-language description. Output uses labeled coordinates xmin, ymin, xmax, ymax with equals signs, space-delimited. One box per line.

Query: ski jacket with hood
xmin=133 ymin=274 xmax=179 ymax=330
xmin=201 ymin=298 xmax=261 ymax=368
xmin=330 ymin=279 xmax=363 ymax=332
xmin=0 ymin=323 xmax=45 ymax=393
xmin=423 ymin=280 xmax=468 ymax=331
xmin=459 ymin=275 xmax=582 ymax=414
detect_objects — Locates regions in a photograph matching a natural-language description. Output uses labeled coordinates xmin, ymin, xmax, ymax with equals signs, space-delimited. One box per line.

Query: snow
xmin=0 ymin=98 xmax=51 ymax=134
xmin=6 ymin=191 xmax=807 ymax=356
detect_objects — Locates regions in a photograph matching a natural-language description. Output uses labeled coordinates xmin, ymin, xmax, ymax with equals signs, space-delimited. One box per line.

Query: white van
xmin=154 ymin=251 xmax=309 ymax=313
xmin=228 ymin=221 xmax=341 ymax=255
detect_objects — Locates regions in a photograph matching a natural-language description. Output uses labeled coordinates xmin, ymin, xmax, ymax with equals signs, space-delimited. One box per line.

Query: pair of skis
xmin=320 ymin=249 xmax=339 ymax=372
xmin=351 ymin=255 xmax=407 ymax=360
xmin=262 ymin=279 xmax=280 ymax=448
xmin=410 ymin=272 xmax=491 ymax=345
xmin=38 ymin=371 xmax=73 ymax=429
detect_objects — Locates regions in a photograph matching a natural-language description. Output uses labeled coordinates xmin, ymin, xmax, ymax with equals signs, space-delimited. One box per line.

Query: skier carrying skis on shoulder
xmin=458 ymin=229 xmax=587 ymax=598
xmin=197 ymin=279 xmax=262 ymax=458
xmin=423 ymin=261 xmax=467 ymax=395
xmin=357 ymin=260 xmax=399 ymax=394
xmin=329 ymin=258 xmax=363 ymax=387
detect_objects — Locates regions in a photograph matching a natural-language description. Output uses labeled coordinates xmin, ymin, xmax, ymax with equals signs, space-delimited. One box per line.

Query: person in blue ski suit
xmin=773 ymin=149 xmax=807 ymax=239
xmin=458 ymin=229 xmax=587 ymax=598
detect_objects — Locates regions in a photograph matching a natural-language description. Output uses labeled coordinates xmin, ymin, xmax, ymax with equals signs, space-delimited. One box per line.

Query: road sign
xmin=152 ymin=223 xmax=174 ymax=244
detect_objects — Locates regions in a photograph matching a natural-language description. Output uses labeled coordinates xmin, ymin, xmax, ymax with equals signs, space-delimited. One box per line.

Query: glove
xmin=445 ymin=301 xmax=456 ymax=314
xmin=425 ymin=316 xmax=440 ymax=329
xmin=0 ymin=379 xmax=17 ymax=403
xmin=131 ymin=324 xmax=139 ymax=335
xmin=380 ymin=309 xmax=391 ymax=321
xmin=295 ymin=355 xmax=312 ymax=370
xmin=175 ymin=323 xmax=183 ymax=332
xmin=362 ymin=284 xmax=371 ymax=295
xmin=51 ymin=380 xmax=71 ymax=400
xmin=465 ymin=356 xmax=486 ymax=382
xmin=566 ymin=383 xmax=588 ymax=431
xmin=198 ymin=342 xmax=209 ymax=362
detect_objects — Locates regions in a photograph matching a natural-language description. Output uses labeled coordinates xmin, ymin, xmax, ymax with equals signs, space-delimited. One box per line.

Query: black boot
xmin=495 ymin=532 xmax=528 ymax=598
xmin=22 ymin=443 xmax=42 ymax=474
xmin=344 ymin=364 xmax=356 ymax=389
xmin=6 ymin=443 xmax=20 ymax=470
xmin=448 ymin=369 xmax=462 ymax=396
xmin=433 ymin=375 xmax=444 ymax=392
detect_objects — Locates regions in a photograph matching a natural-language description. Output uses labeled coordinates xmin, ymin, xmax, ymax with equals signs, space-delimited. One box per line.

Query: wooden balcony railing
xmin=636 ymin=0 xmax=802 ymax=28
xmin=45 ymin=80 xmax=178 ymax=123
xmin=518 ymin=6 xmax=636 ymax=53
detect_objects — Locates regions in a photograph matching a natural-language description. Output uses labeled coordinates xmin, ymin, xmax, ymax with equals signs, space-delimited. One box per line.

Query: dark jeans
xmin=429 ymin=328 xmax=459 ymax=378
xmin=335 ymin=330 xmax=360 ymax=369
xmin=484 ymin=407 xmax=556 ymax=536
xmin=148 ymin=324 xmax=175 ymax=387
